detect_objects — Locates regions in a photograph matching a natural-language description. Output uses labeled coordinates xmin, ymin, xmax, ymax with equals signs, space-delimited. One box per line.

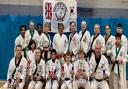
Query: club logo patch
xmin=53 ymin=2 xmax=68 ymax=22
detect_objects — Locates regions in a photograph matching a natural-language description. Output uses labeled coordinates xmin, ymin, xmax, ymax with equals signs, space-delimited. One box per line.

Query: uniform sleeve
xmin=84 ymin=62 xmax=90 ymax=80
xmin=7 ymin=60 xmax=13 ymax=80
xmin=101 ymin=36 xmax=106 ymax=53
xmin=81 ymin=32 xmax=91 ymax=54
xmin=20 ymin=58 xmax=27 ymax=81
xmin=72 ymin=35 xmax=80 ymax=55
xmin=45 ymin=62 xmax=49 ymax=80
xmin=103 ymin=56 xmax=110 ymax=77
xmin=64 ymin=36 xmax=69 ymax=54
xmin=41 ymin=60 xmax=45 ymax=78
xmin=56 ymin=62 xmax=61 ymax=80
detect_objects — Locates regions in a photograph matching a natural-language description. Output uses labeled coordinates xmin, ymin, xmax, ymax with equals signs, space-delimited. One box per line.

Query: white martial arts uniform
xmin=90 ymin=34 xmax=106 ymax=53
xmin=121 ymin=34 xmax=127 ymax=54
xmin=28 ymin=59 xmax=45 ymax=89
xmin=89 ymin=53 xmax=110 ymax=89
xmin=15 ymin=34 xmax=29 ymax=50
xmin=52 ymin=33 xmax=68 ymax=64
xmin=69 ymin=32 xmax=80 ymax=62
xmin=41 ymin=33 xmax=51 ymax=60
xmin=3 ymin=56 xmax=27 ymax=89
xmin=27 ymin=50 xmax=35 ymax=62
xmin=26 ymin=29 xmax=38 ymax=43
xmin=61 ymin=63 xmax=73 ymax=89
xmin=45 ymin=59 xmax=61 ymax=89
xmin=79 ymin=30 xmax=90 ymax=55
xmin=15 ymin=34 xmax=29 ymax=57
xmin=104 ymin=35 xmax=115 ymax=89
xmin=104 ymin=35 xmax=115 ymax=57
xmin=111 ymin=45 xmax=127 ymax=89
xmin=73 ymin=59 xmax=90 ymax=89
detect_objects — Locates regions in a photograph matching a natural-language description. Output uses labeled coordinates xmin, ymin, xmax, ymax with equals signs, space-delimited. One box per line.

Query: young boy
xmin=61 ymin=52 xmax=73 ymax=89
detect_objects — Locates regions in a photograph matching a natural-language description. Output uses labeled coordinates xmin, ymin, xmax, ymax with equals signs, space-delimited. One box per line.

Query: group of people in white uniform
xmin=2 ymin=20 xmax=128 ymax=89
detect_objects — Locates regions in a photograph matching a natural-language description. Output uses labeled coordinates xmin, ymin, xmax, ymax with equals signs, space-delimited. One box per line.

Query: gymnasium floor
xmin=0 ymin=80 xmax=128 ymax=89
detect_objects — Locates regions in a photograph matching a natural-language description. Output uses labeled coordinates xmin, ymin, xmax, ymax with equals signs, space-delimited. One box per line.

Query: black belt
xmin=95 ymin=79 xmax=103 ymax=82
xmin=65 ymin=78 xmax=70 ymax=81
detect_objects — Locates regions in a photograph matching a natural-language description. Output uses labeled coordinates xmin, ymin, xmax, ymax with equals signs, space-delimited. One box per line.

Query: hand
xmin=75 ymin=72 xmax=80 ymax=79
xmin=91 ymin=72 xmax=96 ymax=78
xmin=27 ymin=59 xmax=31 ymax=67
xmin=103 ymin=74 xmax=108 ymax=80
xmin=8 ymin=82 xmax=11 ymax=88
xmin=30 ymin=75 xmax=33 ymax=80
xmin=16 ymin=78 xmax=20 ymax=87
xmin=111 ymin=58 xmax=115 ymax=64
xmin=82 ymin=72 xmax=88 ymax=80
xmin=36 ymin=76 xmax=41 ymax=81
xmin=119 ymin=59 xmax=123 ymax=64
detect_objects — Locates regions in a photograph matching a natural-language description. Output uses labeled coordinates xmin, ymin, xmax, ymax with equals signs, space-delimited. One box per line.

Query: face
xmin=81 ymin=22 xmax=86 ymax=32
xmin=51 ymin=52 xmax=56 ymax=60
xmin=21 ymin=27 xmax=26 ymax=36
xmin=105 ymin=26 xmax=110 ymax=35
xmin=95 ymin=45 xmax=101 ymax=57
xmin=35 ymin=49 xmax=41 ymax=61
xmin=65 ymin=55 xmax=71 ymax=62
xmin=117 ymin=27 xmax=122 ymax=34
xmin=29 ymin=22 xmax=34 ymax=31
xmin=94 ymin=25 xmax=100 ymax=34
xmin=78 ymin=52 xmax=85 ymax=60
xmin=15 ymin=47 xmax=22 ymax=58
xmin=31 ymin=43 xmax=36 ymax=50
xmin=44 ymin=24 xmax=50 ymax=33
xmin=70 ymin=23 xmax=76 ymax=33
xmin=58 ymin=25 xmax=64 ymax=34
xmin=115 ymin=37 xmax=121 ymax=45
xmin=37 ymin=25 xmax=42 ymax=33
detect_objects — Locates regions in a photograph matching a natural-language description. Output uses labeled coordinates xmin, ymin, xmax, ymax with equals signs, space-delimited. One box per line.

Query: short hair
xmin=70 ymin=21 xmax=76 ymax=26
xmin=29 ymin=20 xmax=34 ymax=24
xmin=117 ymin=23 xmax=122 ymax=28
xmin=81 ymin=21 xmax=86 ymax=25
xmin=37 ymin=23 xmax=42 ymax=28
xmin=115 ymin=33 xmax=121 ymax=39
xmin=94 ymin=24 xmax=100 ymax=28
xmin=16 ymin=45 xmax=22 ymax=49
xmin=78 ymin=49 xmax=85 ymax=54
xmin=58 ymin=23 xmax=64 ymax=28
xmin=28 ymin=40 xmax=36 ymax=50
xmin=64 ymin=51 xmax=72 ymax=57
xmin=20 ymin=25 xmax=26 ymax=31
xmin=51 ymin=49 xmax=57 ymax=54
xmin=105 ymin=24 xmax=110 ymax=28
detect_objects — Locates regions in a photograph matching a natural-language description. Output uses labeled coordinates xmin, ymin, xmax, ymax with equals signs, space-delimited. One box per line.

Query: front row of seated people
xmin=3 ymin=33 xmax=126 ymax=89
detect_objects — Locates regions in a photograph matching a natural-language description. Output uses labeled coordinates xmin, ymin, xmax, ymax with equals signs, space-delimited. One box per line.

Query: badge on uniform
xmin=83 ymin=36 xmax=87 ymax=42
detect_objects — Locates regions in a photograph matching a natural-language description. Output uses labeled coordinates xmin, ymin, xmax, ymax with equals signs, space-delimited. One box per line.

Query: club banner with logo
xmin=43 ymin=0 xmax=77 ymax=32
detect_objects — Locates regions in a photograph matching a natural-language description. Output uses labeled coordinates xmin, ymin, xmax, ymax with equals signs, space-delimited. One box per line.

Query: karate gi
xmin=111 ymin=45 xmax=127 ymax=89
xmin=28 ymin=59 xmax=45 ymax=89
xmin=79 ymin=30 xmax=90 ymax=55
xmin=69 ymin=32 xmax=80 ymax=62
xmin=89 ymin=53 xmax=110 ymax=89
xmin=45 ymin=59 xmax=61 ymax=89
xmin=3 ymin=56 xmax=27 ymax=89
xmin=52 ymin=33 xmax=68 ymax=64
xmin=61 ymin=63 xmax=73 ymax=89
xmin=73 ymin=59 xmax=90 ymax=89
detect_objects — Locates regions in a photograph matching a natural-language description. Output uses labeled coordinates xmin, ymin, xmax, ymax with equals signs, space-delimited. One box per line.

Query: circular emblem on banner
xmin=53 ymin=2 xmax=67 ymax=22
